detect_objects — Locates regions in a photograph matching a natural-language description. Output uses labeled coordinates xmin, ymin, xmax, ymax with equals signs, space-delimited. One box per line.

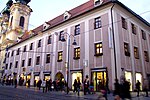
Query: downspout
xmin=111 ymin=2 xmax=118 ymax=81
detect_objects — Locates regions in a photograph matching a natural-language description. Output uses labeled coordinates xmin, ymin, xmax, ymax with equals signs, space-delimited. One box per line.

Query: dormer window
xmin=94 ymin=0 xmax=103 ymax=6
xmin=64 ymin=11 xmax=71 ymax=20
xmin=43 ymin=22 xmax=50 ymax=31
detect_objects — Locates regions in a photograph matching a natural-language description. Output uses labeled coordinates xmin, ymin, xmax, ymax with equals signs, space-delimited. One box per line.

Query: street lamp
xmin=60 ymin=32 xmax=77 ymax=94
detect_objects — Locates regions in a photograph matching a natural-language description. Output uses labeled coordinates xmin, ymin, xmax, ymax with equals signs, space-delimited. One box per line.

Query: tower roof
xmin=15 ymin=0 xmax=31 ymax=5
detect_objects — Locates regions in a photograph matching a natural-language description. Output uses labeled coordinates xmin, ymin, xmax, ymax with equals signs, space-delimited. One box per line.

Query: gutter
xmin=110 ymin=2 xmax=118 ymax=80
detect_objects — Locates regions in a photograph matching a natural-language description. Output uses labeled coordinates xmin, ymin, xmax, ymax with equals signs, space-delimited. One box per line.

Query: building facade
xmin=1 ymin=0 xmax=150 ymax=91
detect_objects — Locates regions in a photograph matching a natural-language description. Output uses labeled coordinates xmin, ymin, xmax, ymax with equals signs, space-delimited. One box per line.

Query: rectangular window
xmin=11 ymin=50 xmax=14 ymax=56
xmin=124 ymin=43 xmax=130 ymax=56
xmin=144 ymin=51 xmax=149 ymax=62
xmin=15 ymin=61 xmax=18 ymax=68
xmin=38 ymin=39 xmax=41 ymax=47
xmin=6 ymin=64 xmax=8 ymax=69
xmin=74 ymin=24 xmax=80 ymax=35
xmin=7 ymin=52 xmax=10 ymax=58
xmin=57 ymin=51 xmax=63 ymax=62
xmin=30 ymin=43 xmax=33 ymax=50
xmin=134 ymin=47 xmax=139 ymax=59
xmin=122 ymin=17 xmax=127 ymax=29
xmin=36 ymin=56 xmax=40 ymax=65
xmin=94 ymin=17 xmax=102 ymax=29
xmin=74 ymin=47 xmax=80 ymax=59
xmin=46 ymin=54 xmax=50 ymax=63
xmin=16 ymin=48 xmax=20 ymax=55
xmin=22 ymin=60 xmax=25 ymax=67
xmin=141 ymin=30 xmax=146 ymax=40
xmin=23 ymin=45 xmax=26 ymax=52
xmin=94 ymin=42 xmax=103 ymax=56
xmin=47 ymin=35 xmax=52 ymax=44
xmin=9 ymin=63 xmax=12 ymax=69
xmin=28 ymin=58 xmax=32 ymax=66
xmin=131 ymin=23 xmax=136 ymax=34
xmin=59 ymin=31 xmax=64 ymax=41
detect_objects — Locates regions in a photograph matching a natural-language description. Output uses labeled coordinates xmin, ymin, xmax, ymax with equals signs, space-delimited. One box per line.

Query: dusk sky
xmin=0 ymin=0 xmax=150 ymax=30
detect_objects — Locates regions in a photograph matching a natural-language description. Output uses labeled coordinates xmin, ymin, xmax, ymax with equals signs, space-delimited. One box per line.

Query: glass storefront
xmin=91 ymin=71 xmax=106 ymax=91
xmin=125 ymin=71 xmax=132 ymax=91
xmin=71 ymin=72 xmax=82 ymax=90
xmin=34 ymin=75 xmax=40 ymax=84
xmin=136 ymin=73 xmax=142 ymax=90
xmin=44 ymin=74 xmax=50 ymax=81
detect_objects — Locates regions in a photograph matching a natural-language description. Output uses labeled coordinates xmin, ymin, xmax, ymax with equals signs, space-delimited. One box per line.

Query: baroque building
xmin=0 ymin=0 xmax=150 ymax=91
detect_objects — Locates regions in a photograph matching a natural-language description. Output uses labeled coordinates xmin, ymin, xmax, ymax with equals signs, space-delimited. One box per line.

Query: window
xmin=74 ymin=24 xmax=80 ymax=35
xmin=11 ymin=50 xmax=14 ymax=56
xmin=19 ymin=16 xmax=25 ymax=27
xmin=124 ymin=43 xmax=130 ymax=56
xmin=15 ymin=61 xmax=18 ymax=68
xmin=134 ymin=47 xmax=139 ymax=59
xmin=9 ymin=63 xmax=12 ymax=69
xmin=122 ymin=17 xmax=127 ymax=29
xmin=74 ymin=47 xmax=80 ymax=59
xmin=28 ymin=58 xmax=32 ymax=66
xmin=94 ymin=42 xmax=103 ymax=56
xmin=46 ymin=54 xmax=50 ymax=63
xmin=16 ymin=48 xmax=20 ymax=55
xmin=36 ymin=56 xmax=40 ymax=65
xmin=38 ymin=39 xmax=41 ymax=47
xmin=10 ymin=16 xmax=13 ymax=27
xmin=59 ymin=31 xmax=64 ymax=41
xmin=131 ymin=23 xmax=136 ymax=34
xmin=23 ymin=45 xmax=26 ymax=52
xmin=141 ymin=30 xmax=146 ymax=40
xmin=30 ymin=43 xmax=33 ymax=50
xmin=94 ymin=17 xmax=102 ymax=29
xmin=22 ymin=60 xmax=25 ymax=67
xmin=47 ymin=35 xmax=52 ymax=44
xmin=6 ymin=64 xmax=8 ymax=69
xmin=144 ymin=51 xmax=149 ymax=62
xmin=7 ymin=52 xmax=10 ymax=58
xmin=58 ymin=51 xmax=63 ymax=62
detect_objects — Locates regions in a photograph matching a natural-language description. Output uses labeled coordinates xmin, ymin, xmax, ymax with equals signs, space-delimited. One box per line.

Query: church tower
xmin=8 ymin=0 xmax=32 ymax=41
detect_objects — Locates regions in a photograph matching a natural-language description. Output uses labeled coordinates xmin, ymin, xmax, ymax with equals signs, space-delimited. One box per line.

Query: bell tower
xmin=8 ymin=0 xmax=32 ymax=41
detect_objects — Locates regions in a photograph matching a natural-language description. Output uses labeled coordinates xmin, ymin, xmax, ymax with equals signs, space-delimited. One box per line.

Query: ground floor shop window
xmin=91 ymin=71 xmax=106 ymax=91
xmin=125 ymin=71 xmax=132 ymax=91
xmin=71 ymin=72 xmax=82 ymax=90
xmin=136 ymin=73 xmax=142 ymax=90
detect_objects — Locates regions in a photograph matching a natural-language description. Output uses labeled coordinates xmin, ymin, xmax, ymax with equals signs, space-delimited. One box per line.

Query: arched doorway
xmin=55 ymin=72 xmax=64 ymax=81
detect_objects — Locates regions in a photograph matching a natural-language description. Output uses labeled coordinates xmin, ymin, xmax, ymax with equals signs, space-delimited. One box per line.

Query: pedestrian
xmin=34 ymin=80 xmax=36 ymax=87
xmin=37 ymin=79 xmax=42 ymax=90
xmin=135 ymin=80 xmax=141 ymax=97
xmin=42 ymin=79 xmax=46 ymax=93
xmin=83 ymin=75 xmax=90 ymax=95
xmin=73 ymin=79 xmax=77 ymax=92
xmin=143 ymin=79 xmax=149 ymax=97
xmin=27 ymin=79 xmax=30 ymax=88
xmin=113 ymin=79 xmax=120 ymax=96
xmin=123 ymin=80 xmax=131 ymax=99
xmin=89 ymin=81 xmax=94 ymax=94
xmin=77 ymin=79 xmax=81 ymax=96
xmin=14 ymin=78 xmax=17 ymax=88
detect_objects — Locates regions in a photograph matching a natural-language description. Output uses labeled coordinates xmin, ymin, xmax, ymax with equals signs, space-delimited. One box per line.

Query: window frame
xmin=23 ymin=45 xmax=26 ymax=52
xmin=94 ymin=42 xmax=103 ymax=56
xmin=144 ymin=51 xmax=149 ymax=62
xmin=121 ymin=17 xmax=127 ymax=29
xmin=59 ymin=31 xmax=64 ymax=41
xmin=22 ymin=60 xmax=25 ymax=67
xmin=47 ymin=35 xmax=52 ymax=44
xmin=9 ymin=63 xmax=12 ymax=69
xmin=94 ymin=17 xmax=102 ymax=29
xmin=38 ymin=39 xmax=41 ymax=48
xmin=15 ymin=61 xmax=18 ymax=68
xmin=28 ymin=58 xmax=32 ymax=66
xmin=131 ymin=23 xmax=136 ymax=34
xmin=57 ymin=51 xmax=63 ymax=62
xmin=141 ymin=30 xmax=146 ymax=40
xmin=46 ymin=54 xmax=51 ymax=63
xmin=124 ymin=42 xmax=130 ymax=56
xmin=74 ymin=24 xmax=80 ymax=36
xmin=134 ymin=47 xmax=139 ymax=59
xmin=30 ymin=43 xmax=33 ymax=50
xmin=16 ymin=48 xmax=20 ymax=55
xmin=36 ymin=56 xmax=40 ymax=65
xmin=19 ymin=16 xmax=25 ymax=27
xmin=74 ymin=47 xmax=80 ymax=59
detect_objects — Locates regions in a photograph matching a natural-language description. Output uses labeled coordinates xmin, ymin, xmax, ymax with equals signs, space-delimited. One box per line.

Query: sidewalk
xmin=5 ymin=85 xmax=150 ymax=100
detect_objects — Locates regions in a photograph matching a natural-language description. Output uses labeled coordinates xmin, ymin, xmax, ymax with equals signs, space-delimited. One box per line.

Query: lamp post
xmin=60 ymin=32 xmax=77 ymax=94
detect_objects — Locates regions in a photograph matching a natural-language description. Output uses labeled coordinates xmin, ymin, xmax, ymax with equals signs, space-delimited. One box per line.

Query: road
xmin=0 ymin=85 xmax=92 ymax=100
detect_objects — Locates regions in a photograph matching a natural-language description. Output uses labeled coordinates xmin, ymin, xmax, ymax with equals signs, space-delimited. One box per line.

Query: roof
xmin=12 ymin=0 xmax=150 ymax=45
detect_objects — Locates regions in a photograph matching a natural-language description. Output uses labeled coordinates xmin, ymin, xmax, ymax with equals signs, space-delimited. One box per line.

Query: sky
xmin=0 ymin=0 xmax=150 ymax=30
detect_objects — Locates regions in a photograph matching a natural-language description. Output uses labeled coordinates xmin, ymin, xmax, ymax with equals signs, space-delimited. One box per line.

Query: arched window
xmin=19 ymin=16 xmax=25 ymax=27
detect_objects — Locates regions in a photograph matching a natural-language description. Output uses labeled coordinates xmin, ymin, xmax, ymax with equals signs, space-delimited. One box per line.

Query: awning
xmin=43 ymin=71 xmax=51 ymax=75
xmin=34 ymin=72 xmax=40 ymax=76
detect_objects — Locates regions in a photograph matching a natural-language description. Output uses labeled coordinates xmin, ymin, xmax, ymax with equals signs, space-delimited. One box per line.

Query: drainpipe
xmin=111 ymin=2 xmax=118 ymax=81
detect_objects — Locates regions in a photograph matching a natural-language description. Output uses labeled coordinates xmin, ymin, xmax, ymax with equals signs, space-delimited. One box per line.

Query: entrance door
xmin=91 ymin=71 xmax=106 ymax=91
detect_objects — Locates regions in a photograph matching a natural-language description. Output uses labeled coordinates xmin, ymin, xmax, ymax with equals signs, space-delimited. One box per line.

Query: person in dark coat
xmin=136 ymin=80 xmax=141 ymax=97
xmin=37 ymin=79 xmax=42 ymax=90
xmin=73 ymin=79 xmax=77 ymax=92
xmin=84 ymin=75 xmax=90 ymax=95
xmin=14 ymin=79 xmax=17 ymax=88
